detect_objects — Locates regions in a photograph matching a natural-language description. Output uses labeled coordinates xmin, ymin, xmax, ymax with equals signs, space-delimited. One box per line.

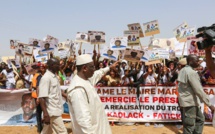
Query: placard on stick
xmin=110 ymin=37 xmax=127 ymax=50
xmin=128 ymin=23 xmax=144 ymax=37
xmin=75 ymin=32 xmax=89 ymax=43
xmin=143 ymin=20 xmax=160 ymax=36
xmin=124 ymin=30 xmax=140 ymax=46
xmin=123 ymin=48 xmax=144 ymax=62
xmin=88 ymin=31 xmax=105 ymax=44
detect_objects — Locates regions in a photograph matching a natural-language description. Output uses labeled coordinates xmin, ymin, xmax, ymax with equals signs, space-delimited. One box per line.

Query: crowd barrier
xmin=0 ymin=84 xmax=214 ymax=126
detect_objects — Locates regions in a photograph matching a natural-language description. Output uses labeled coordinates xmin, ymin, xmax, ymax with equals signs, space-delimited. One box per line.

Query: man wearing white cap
xmin=67 ymin=54 xmax=118 ymax=134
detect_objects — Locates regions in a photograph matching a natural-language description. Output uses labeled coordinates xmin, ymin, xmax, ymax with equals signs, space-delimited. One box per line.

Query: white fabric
xmin=145 ymin=73 xmax=157 ymax=84
xmin=67 ymin=67 xmax=112 ymax=134
xmin=121 ymin=76 xmax=134 ymax=84
xmin=76 ymin=54 xmax=93 ymax=65
xmin=1 ymin=70 xmax=16 ymax=88
xmin=200 ymin=61 xmax=206 ymax=68
xmin=23 ymin=74 xmax=33 ymax=88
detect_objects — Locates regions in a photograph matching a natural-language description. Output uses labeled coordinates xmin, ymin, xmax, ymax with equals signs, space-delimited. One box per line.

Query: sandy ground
xmin=1 ymin=123 xmax=215 ymax=134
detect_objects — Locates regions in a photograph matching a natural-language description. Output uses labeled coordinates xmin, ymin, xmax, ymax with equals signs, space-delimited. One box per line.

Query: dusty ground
xmin=1 ymin=123 xmax=215 ymax=134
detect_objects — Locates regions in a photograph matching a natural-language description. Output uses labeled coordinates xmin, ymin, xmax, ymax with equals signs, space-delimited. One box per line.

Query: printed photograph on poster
xmin=0 ymin=92 xmax=37 ymax=125
xmin=15 ymin=43 xmax=25 ymax=57
xmin=7 ymin=59 xmax=21 ymax=68
xmin=40 ymin=41 xmax=55 ymax=53
xmin=58 ymin=50 xmax=68 ymax=59
xmin=110 ymin=37 xmax=127 ymax=50
xmin=58 ymin=40 xmax=71 ymax=51
xmin=140 ymin=50 xmax=159 ymax=62
xmin=23 ymin=45 xmax=34 ymax=57
xmin=128 ymin=23 xmax=144 ymax=37
xmin=45 ymin=35 xmax=59 ymax=47
xmin=143 ymin=20 xmax=160 ymax=36
xmin=178 ymin=27 xmax=196 ymax=42
xmin=24 ymin=63 xmax=38 ymax=75
xmin=75 ymin=32 xmax=89 ymax=43
xmin=33 ymin=49 xmax=48 ymax=63
xmin=173 ymin=22 xmax=188 ymax=40
xmin=174 ymin=41 xmax=188 ymax=57
xmin=101 ymin=46 xmax=118 ymax=61
xmin=29 ymin=38 xmax=43 ymax=48
xmin=151 ymin=38 xmax=176 ymax=53
xmin=186 ymin=36 xmax=201 ymax=55
xmin=10 ymin=40 xmax=18 ymax=49
xmin=123 ymin=48 xmax=144 ymax=62
xmin=88 ymin=31 xmax=105 ymax=44
xmin=124 ymin=30 xmax=140 ymax=46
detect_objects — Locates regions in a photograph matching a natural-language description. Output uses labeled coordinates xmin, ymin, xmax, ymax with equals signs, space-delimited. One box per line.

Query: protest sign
xmin=128 ymin=23 xmax=144 ymax=37
xmin=124 ymin=30 xmax=140 ymax=46
xmin=123 ymin=48 xmax=144 ymax=62
xmin=33 ymin=49 xmax=48 ymax=63
xmin=29 ymin=38 xmax=43 ymax=48
xmin=23 ymin=45 xmax=33 ymax=56
xmin=110 ymin=37 xmax=127 ymax=50
xmin=143 ymin=20 xmax=160 ymax=36
xmin=178 ymin=27 xmax=196 ymax=42
xmin=45 ymin=35 xmax=59 ymax=47
xmin=75 ymin=32 xmax=89 ymax=43
xmin=101 ymin=46 xmax=119 ymax=61
xmin=58 ymin=40 xmax=71 ymax=52
xmin=174 ymin=41 xmax=188 ymax=57
xmin=186 ymin=36 xmax=203 ymax=56
xmin=88 ymin=31 xmax=105 ymax=44
xmin=173 ymin=22 xmax=188 ymax=41
xmin=7 ymin=59 xmax=20 ymax=69
xmin=40 ymin=41 xmax=55 ymax=54
xmin=9 ymin=40 xmax=18 ymax=49
xmin=59 ymin=50 xmax=68 ymax=59
xmin=15 ymin=43 xmax=25 ymax=57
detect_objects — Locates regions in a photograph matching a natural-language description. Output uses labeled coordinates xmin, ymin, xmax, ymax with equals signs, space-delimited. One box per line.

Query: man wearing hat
xmin=67 ymin=54 xmax=118 ymax=134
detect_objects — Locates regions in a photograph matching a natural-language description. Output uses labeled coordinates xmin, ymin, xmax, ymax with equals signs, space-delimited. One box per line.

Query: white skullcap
xmin=121 ymin=60 xmax=127 ymax=64
xmin=76 ymin=54 xmax=93 ymax=65
xmin=199 ymin=58 xmax=203 ymax=61
xmin=178 ymin=58 xmax=187 ymax=65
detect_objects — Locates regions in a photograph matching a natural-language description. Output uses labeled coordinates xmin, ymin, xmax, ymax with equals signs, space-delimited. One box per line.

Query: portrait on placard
xmin=88 ymin=31 xmax=105 ymax=44
xmin=173 ymin=22 xmax=188 ymax=40
xmin=124 ymin=30 xmax=140 ymax=46
xmin=123 ymin=48 xmax=144 ymax=62
xmin=75 ymin=32 xmax=89 ymax=43
xmin=128 ymin=23 xmax=144 ymax=37
xmin=187 ymin=37 xmax=201 ymax=55
xmin=151 ymin=38 xmax=176 ymax=53
xmin=10 ymin=40 xmax=17 ymax=49
xmin=45 ymin=35 xmax=59 ymax=47
xmin=15 ymin=43 xmax=25 ymax=57
xmin=178 ymin=27 xmax=196 ymax=42
xmin=29 ymin=38 xmax=43 ymax=48
xmin=101 ymin=46 xmax=118 ymax=61
xmin=40 ymin=41 xmax=55 ymax=53
xmin=143 ymin=20 xmax=160 ymax=36
xmin=23 ymin=45 xmax=34 ymax=57
xmin=24 ymin=63 xmax=38 ymax=75
xmin=33 ymin=49 xmax=48 ymax=63
xmin=110 ymin=37 xmax=127 ymax=50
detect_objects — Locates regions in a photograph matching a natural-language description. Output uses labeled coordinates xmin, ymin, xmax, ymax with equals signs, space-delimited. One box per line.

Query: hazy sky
xmin=0 ymin=0 xmax=215 ymax=56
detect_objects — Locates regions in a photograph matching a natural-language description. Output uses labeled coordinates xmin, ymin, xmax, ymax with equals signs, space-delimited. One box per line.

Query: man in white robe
xmin=67 ymin=54 xmax=118 ymax=134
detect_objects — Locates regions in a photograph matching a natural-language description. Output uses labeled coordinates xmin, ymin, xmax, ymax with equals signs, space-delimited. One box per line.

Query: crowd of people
xmin=0 ymin=50 xmax=213 ymax=90
xmin=1 ymin=48 xmax=215 ymax=134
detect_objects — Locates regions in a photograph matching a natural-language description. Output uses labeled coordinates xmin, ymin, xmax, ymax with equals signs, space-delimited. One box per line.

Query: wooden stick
xmin=94 ymin=44 xmax=96 ymax=51
xmin=79 ymin=42 xmax=82 ymax=51
xmin=181 ymin=41 xmax=186 ymax=58
xmin=98 ymin=44 xmax=100 ymax=54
